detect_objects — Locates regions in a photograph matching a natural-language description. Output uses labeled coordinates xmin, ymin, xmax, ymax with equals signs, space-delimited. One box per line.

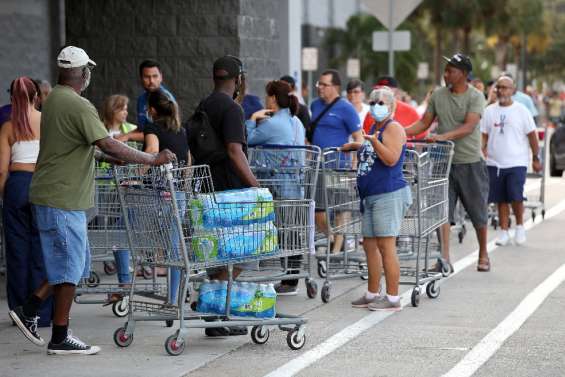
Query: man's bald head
xmin=495 ymin=76 xmax=515 ymax=105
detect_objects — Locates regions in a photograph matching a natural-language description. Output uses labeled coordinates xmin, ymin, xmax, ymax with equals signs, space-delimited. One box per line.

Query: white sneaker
xmin=515 ymin=226 xmax=526 ymax=245
xmin=496 ymin=230 xmax=511 ymax=246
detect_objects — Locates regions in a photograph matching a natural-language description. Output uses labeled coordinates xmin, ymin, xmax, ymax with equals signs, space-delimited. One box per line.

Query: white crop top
xmin=11 ymin=140 xmax=40 ymax=164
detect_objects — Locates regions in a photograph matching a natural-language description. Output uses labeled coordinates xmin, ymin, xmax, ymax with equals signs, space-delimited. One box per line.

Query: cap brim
xmin=87 ymin=59 xmax=96 ymax=67
xmin=442 ymin=56 xmax=452 ymax=64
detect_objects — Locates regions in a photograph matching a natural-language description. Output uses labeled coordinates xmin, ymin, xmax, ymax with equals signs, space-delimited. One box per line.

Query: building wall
xmin=65 ymin=0 xmax=281 ymax=122
xmin=0 ymin=0 xmax=63 ymax=105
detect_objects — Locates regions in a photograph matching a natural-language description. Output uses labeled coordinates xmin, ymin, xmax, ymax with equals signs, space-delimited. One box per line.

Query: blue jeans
xmin=4 ymin=172 xmax=53 ymax=326
xmin=33 ymin=204 xmax=91 ymax=285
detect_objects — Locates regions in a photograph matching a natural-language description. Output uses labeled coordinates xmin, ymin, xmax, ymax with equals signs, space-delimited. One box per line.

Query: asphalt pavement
xmin=1 ymin=176 xmax=564 ymax=377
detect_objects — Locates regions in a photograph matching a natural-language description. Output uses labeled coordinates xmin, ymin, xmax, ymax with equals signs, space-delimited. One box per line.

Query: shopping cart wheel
xmin=531 ymin=211 xmax=536 ymax=223
xmin=165 ymin=320 xmax=174 ymax=328
xmin=491 ymin=217 xmax=498 ymax=230
xmin=438 ymin=258 xmax=452 ymax=277
xmin=317 ymin=260 xmax=327 ymax=278
xmin=164 ymin=333 xmax=185 ymax=356
xmin=411 ymin=288 xmax=420 ymax=307
xmin=112 ymin=298 xmax=129 ymax=318
xmin=542 ymin=209 xmax=546 ymax=220
xmin=113 ymin=327 xmax=133 ymax=347
xmin=86 ymin=271 xmax=100 ymax=288
xmin=306 ymin=279 xmax=318 ymax=299
xmin=425 ymin=281 xmax=440 ymax=299
xmin=359 ymin=262 xmax=368 ymax=280
xmin=251 ymin=325 xmax=270 ymax=345
xmin=321 ymin=283 xmax=330 ymax=303
xmin=286 ymin=328 xmax=306 ymax=350
xmin=103 ymin=261 xmax=117 ymax=275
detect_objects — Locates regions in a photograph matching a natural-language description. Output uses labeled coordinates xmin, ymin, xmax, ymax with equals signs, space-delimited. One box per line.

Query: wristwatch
xmin=533 ymin=153 xmax=541 ymax=161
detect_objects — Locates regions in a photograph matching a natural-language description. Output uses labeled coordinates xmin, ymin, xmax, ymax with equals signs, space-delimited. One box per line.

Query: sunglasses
xmin=369 ymin=100 xmax=386 ymax=106
xmin=316 ymin=81 xmax=333 ymax=88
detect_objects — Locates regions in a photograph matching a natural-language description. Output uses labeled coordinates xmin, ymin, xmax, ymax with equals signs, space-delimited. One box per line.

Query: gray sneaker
xmin=274 ymin=283 xmax=298 ymax=296
xmin=351 ymin=295 xmax=382 ymax=308
xmin=368 ymin=296 xmax=401 ymax=311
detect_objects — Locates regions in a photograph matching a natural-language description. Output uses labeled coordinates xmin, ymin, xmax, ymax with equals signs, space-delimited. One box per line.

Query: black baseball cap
xmin=374 ymin=76 xmax=398 ymax=89
xmin=443 ymin=53 xmax=473 ymax=73
xmin=280 ymin=75 xmax=296 ymax=88
xmin=213 ymin=55 xmax=245 ymax=80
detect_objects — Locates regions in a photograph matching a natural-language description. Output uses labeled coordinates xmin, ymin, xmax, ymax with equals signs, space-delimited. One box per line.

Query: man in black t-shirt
xmin=197 ymin=56 xmax=259 ymax=192
xmin=194 ymin=56 xmax=259 ymax=337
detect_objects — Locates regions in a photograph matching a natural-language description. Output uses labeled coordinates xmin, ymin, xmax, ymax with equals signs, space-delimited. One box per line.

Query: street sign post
xmin=363 ymin=0 xmax=422 ymax=76
xmin=347 ymin=58 xmax=361 ymax=78
xmin=302 ymin=47 xmax=319 ymax=106
xmin=372 ymin=31 xmax=411 ymax=51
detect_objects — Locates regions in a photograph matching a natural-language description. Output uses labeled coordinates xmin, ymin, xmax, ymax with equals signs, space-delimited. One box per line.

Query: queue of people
xmin=0 ymin=45 xmax=546 ymax=355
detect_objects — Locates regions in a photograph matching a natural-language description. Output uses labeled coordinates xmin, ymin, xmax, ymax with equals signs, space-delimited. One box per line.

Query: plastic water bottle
xmin=216 ymin=280 xmax=228 ymax=314
xmin=255 ymin=283 xmax=276 ymax=318
xmin=196 ymin=279 xmax=211 ymax=313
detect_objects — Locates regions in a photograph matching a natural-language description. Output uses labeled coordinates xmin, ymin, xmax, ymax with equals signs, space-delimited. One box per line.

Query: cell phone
xmin=265 ymin=111 xmax=274 ymax=116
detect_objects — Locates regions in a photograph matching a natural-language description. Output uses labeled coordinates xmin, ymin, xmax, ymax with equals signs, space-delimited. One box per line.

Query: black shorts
xmin=448 ymin=161 xmax=489 ymax=228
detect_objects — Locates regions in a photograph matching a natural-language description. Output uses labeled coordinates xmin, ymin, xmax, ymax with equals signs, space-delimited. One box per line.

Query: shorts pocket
xmin=35 ymin=207 xmax=68 ymax=255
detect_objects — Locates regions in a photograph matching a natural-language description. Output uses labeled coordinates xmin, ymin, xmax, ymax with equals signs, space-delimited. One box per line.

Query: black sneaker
xmin=205 ymin=326 xmax=248 ymax=337
xmin=47 ymin=332 xmax=101 ymax=355
xmin=9 ymin=306 xmax=45 ymax=347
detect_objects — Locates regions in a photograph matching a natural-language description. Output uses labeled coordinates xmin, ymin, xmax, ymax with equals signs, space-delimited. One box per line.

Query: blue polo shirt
xmin=136 ymin=85 xmax=176 ymax=131
xmin=310 ymin=97 xmax=360 ymax=149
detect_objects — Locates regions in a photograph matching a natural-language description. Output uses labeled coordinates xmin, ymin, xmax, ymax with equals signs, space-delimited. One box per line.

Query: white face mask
xmin=80 ymin=67 xmax=91 ymax=92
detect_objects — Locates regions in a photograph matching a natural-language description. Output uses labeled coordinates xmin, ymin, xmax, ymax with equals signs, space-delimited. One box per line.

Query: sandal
xmin=103 ymin=293 xmax=123 ymax=306
xmin=477 ymin=258 xmax=490 ymax=272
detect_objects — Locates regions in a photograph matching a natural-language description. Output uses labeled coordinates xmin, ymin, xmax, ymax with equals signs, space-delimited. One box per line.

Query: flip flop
xmin=477 ymin=258 xmax=490 ymax=272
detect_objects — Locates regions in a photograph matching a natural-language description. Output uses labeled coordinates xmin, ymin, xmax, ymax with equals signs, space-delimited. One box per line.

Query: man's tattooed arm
xmin=95 ymin=137 xmax=175 ymax=166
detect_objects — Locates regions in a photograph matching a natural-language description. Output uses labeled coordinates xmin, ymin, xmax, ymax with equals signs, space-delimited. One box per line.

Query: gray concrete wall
xmin=65 ymin=0 xmax=281 ymax=122
xmin=0 ymin=0 xmax=63 ymax=105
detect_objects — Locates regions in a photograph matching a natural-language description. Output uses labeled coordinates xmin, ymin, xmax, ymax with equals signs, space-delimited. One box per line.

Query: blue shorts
xmin=33 ymin=205 xmax=91 ymax=285
xmin=487 ymin=166 xmax=527 ymax=203
xmin=361 ymin=186 xmax=412 ymax=238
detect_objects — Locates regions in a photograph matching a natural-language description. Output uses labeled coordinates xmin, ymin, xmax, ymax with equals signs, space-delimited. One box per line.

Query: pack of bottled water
xmin=197 ymin=280 xmax=276 ymax=318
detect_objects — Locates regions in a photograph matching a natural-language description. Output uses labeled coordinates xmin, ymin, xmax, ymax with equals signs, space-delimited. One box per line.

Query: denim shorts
xmin=361 ymin=186 xmax=412 ymax=238
xmin=487 ymin=166 xmax=527 ymax=203
xmin=33 ymin=205 xmax=90 ymax=285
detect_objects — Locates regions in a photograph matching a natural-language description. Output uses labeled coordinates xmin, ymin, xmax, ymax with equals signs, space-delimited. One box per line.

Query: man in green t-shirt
xmin=9 ymin=46 xmax=175 ymax=356
xmin=406 ymin=53 xmax=489 ymax=273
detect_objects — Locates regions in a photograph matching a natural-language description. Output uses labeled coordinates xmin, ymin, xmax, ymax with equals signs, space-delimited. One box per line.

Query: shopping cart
xmin=399 ymin=141 xmax=454 ymax=307
xmin=314 ymin=148 xmax=365 ymax=303
xmin=112 ymin=164 xmax=313 ymax=355
xmin=74 ymin=166 xmax=164 ymax=318
xmin=243 ymin=144 xmax=320 ymax=298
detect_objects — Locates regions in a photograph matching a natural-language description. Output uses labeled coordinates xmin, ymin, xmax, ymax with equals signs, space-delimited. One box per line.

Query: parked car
xmin=549 ymin=121 xmax=565 ymax=177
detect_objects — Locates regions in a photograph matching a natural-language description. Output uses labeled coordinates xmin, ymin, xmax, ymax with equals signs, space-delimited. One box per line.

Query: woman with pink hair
xmin=0 ymin=77 xmax=53 ymax=327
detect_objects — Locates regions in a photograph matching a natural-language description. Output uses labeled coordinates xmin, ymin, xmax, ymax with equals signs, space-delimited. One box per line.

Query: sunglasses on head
xmin=369 ymin=100 xmax=386 ymax=106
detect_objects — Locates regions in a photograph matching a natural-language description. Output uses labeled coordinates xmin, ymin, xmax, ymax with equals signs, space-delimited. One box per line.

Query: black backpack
xmin=185 ymin=102 xmax=227 ymax=165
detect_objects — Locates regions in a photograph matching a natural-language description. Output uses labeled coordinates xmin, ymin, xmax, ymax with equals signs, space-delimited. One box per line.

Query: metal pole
xmin=388 ymin=0 xmax=394 ymax=76
xmin=307 ymin=71 xmax=313 ymax=107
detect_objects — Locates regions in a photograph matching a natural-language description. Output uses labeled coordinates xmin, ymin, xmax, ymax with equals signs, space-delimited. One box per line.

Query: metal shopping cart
xmin=314 ymin=148 xmax=365 ymax=303
xmin=399 ymin=141 xmax=454 ymax=307
xmin=74 ymin=166 xmax=164 ymax=317
xmin=243 ymin=144 xmax=320 ymax=298
xmin=112 ymin=164 xmax=313 ymax=355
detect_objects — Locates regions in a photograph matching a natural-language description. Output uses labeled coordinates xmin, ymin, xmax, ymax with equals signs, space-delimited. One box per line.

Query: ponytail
xmin=10 ymin=76 xmax=38 ymax=141
xmin=147 ymin=90 xmax=180 ymax=132
xmin=288 ymin=94 xmax=299 ymax=116
xmin=265 ymin=80 xmax=299 ymax=115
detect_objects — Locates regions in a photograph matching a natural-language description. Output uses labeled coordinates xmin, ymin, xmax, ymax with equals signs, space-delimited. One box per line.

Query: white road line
xmin=263 ymin=197 xmax=565 ymax=377
xmin=441 ymin=263 xmax=565 ymax=377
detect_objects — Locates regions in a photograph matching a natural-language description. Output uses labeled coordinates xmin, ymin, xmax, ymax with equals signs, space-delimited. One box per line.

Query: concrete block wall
xmin=66 ymin=0 xmax=281 ymax=122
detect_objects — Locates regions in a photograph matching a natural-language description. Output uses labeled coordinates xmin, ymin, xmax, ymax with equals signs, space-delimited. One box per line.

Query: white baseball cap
xmin=57 ymin=46 xmax=96 ymax=68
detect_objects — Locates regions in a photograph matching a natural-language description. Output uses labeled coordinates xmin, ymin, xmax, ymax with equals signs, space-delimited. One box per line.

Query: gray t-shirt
xmin=427 ymin=86 xmax=486 ymax=164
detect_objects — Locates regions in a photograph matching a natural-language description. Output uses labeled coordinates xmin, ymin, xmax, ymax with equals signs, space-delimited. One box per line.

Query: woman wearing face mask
xmin=342 ymin=86 xmax=412 ymax=311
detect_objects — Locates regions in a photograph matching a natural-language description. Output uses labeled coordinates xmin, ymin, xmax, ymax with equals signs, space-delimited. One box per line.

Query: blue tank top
xmin=356 ymin=119 xmax=407 ymax=200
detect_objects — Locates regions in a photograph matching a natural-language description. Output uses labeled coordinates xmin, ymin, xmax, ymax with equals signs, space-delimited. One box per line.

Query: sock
xmin=22 ymin=295 xmax=43 ymax=318
xmin=386 ymin=294 xmax=400 ymax=303
xmin=365 ymin=290 xmax=379 ymax=300
xmin=51 ymin=324 xmax=68 ymax=344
